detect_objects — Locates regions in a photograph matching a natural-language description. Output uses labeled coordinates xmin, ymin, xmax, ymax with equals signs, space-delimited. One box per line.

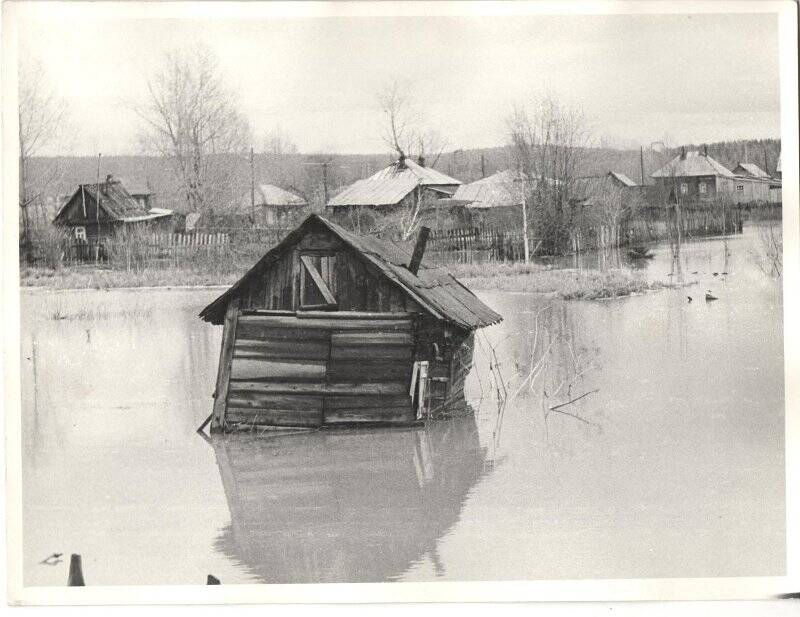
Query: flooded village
xmin=10 ymin=6 xmax=791 ymax=598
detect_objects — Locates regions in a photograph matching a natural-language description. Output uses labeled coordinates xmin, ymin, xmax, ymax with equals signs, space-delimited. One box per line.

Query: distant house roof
xmin=199 ymin=214 xmax=502 ymax=331
xmin=651 ymin=151 xmax=735 ymax=179
xmin=53 ymin=177 xmax=172 ymax=224
xmin=327 ymin=158 xmax=461 ymax=208
xmin=732 ymin=162 xmax=770 ymax=179
xmin=257 ymin=184 xmax=307 ymax=207
xmin=608 ymin=171 xmax=638 ymax=187
xmin=452 ymin=170 xmax=525 ymax=209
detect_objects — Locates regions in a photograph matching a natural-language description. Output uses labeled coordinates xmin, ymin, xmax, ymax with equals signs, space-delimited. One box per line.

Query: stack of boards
xmin=224 ymin=312 xmax=416 ymax=428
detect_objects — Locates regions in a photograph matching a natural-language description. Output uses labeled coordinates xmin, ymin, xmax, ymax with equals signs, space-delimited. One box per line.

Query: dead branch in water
xmin=549 ymin=388 xmax=599 ymax=411
xmin=547 ymin=406 xmax=601 ymax=427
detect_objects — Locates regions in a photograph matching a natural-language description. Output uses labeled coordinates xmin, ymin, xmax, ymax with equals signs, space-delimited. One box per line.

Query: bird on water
xmin=687 ymin=296 xmax=693 ymax=303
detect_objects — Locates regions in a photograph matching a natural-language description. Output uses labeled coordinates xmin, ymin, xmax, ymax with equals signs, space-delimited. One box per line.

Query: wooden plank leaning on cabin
xmin=211 ymin=298 xmax=240 ymax=432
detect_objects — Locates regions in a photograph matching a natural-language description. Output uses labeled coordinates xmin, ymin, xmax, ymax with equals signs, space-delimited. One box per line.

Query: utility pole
xmin=95 ymin=153 xmax=102 ymax=263
xmin=322 ymin=162 xmax=329 ymax=205
xmin=480 ymin=153 xmax=486 ymax=178
xmin=518 ymin=165 xmax=530 ymax=263
xmin=250 ymin=147 xmax=255 ymax=227
xmin=640 ymin=146 xmax=646 ymax=186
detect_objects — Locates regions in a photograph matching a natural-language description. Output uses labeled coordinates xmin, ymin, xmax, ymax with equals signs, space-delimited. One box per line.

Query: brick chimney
xmin=680 ymin=146 xmax=686 ymax=160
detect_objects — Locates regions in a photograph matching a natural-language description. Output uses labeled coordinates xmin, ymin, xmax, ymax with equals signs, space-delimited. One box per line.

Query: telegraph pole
xmin=322 ymin=162 xmax=329 ymax=205
xmin=250 ymin=147 xmax=255 ymax=227
xmin=640 ymin=146 xmax=645 ymax=185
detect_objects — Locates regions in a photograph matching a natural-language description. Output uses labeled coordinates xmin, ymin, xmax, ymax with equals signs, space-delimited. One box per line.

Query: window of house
xmin=699 ymin=182 xmax=707 ymax=195
xmin=74 ymin=226 xmax=87 ymax=242
xmin=680 ymin=183 xmax=688 ymax=195
xmin=300 ymin=253 xmax=338 ymax=309
xmin=736 ymin=184 xmax=744 ymax=192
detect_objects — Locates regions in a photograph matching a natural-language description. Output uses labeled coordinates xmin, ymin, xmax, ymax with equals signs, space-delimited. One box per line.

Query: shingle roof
xmin=651 ymin=151 xmax=735 ymax=178
xmin=733 ymin=163 xmax=769 ymax=179
xmin=327 ymin=159 xmax=460 ymax=207
xmin=452 ymin=170 xmax=525 ymax=209
xmin=199 ymin=214 xmax=502 ymax=331
xmin=257 ymin=184 xmax=307 ymax=207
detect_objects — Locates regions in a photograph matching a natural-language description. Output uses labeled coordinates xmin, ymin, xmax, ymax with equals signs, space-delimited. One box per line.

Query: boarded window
xmin=301 ymin=254 xmax=337 ymax=307
xmin=74 ymin=226 xmax=87 ymax=242
xmin=699 ymin=182 xmax=707 ymax=195
xmin=680 ymin=183 xmax=688 ymax=195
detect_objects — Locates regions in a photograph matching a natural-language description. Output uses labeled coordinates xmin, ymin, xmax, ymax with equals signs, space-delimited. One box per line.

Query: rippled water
xmin=20 ymin=224 xmax=784 ymax=585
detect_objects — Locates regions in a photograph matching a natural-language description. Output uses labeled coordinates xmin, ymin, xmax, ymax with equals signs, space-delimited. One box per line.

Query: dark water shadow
xmin=211 ymin=415 xmax=489 ymax=583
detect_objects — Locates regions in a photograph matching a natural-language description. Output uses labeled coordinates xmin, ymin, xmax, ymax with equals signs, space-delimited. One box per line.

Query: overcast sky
xmin=17 ymin=7 xmax=781 ymax=156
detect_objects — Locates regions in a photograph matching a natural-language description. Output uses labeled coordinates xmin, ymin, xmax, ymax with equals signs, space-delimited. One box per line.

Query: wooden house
xmin=326 ymin=156 xmax=461 ymax=217
xmin=212 ymin=415 xmax=487 ymax=582
xmin=651 ymin=148 xmax=770 ymax=205
xmin=199 ymin=214 xmax=501 ymax=432
xmin=53 ymin=175 xmax=173 ymax=243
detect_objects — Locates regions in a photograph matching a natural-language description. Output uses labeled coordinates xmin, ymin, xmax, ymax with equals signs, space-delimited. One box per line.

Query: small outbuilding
xmin=199 ymin=214 xmax=502 ymax=432
xmin=255 ymin=184 xmax=308 ymax=226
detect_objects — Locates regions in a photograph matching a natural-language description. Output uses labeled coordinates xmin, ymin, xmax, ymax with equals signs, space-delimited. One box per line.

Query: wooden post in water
xmin=67 ymin=554 xmax=85 ymax=586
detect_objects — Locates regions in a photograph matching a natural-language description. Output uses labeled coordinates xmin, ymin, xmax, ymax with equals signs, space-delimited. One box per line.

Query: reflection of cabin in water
xmin=199 ymin=214 xmax=501 ymax=432
xmin=212 ymin=416 xmax=488 ymax=583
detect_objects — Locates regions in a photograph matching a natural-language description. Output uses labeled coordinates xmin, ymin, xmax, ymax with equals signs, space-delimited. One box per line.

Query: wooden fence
xmin=426 ymin=227 xmax=530 ymax=264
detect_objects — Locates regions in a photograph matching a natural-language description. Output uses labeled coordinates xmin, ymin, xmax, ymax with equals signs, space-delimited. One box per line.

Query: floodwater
xmin=20 ymin=223 xmax=784 ymax=586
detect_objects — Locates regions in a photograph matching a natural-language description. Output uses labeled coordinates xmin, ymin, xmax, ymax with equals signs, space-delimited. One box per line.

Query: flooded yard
xmin=20 ymin=224 xmax=784 ymax=586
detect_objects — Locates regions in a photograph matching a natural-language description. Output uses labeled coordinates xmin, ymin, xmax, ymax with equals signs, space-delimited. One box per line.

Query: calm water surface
xmin=20 ymin=225 xmax=784 ymax=585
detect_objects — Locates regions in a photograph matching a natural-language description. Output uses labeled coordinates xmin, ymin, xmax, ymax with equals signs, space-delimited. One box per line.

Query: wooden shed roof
xmin=199 ymin=214 xmax=502 ymax=331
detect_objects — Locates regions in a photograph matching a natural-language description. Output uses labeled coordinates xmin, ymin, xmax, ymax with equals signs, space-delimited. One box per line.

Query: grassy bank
xmin=449 ymin=261 xmax=661 ymax=300
xmin=20 ymin=266 xmax=241 ymax=290
xmin=21 ymin=260 xmax=661 ymax=300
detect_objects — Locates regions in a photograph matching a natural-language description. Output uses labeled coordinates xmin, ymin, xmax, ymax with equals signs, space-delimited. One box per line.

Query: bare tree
xmin=580 ymin=176 xmax=642 ymax=247
xmin=507 ymin=96 xmax=589 ymax=254
xmin=134 ymin=44 xmax=251 ymax=219
xmin=263 ymin=124 xmax=298 ymax=155
xmin=377 ymin=80 xmax=418 ymax=159
xmin=19 ymin=55 xmax=67 ymax=252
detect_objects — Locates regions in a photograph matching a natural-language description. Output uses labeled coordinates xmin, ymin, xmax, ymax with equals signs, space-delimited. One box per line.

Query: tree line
xmin=19 ymin=43 xmax=782 ymax=256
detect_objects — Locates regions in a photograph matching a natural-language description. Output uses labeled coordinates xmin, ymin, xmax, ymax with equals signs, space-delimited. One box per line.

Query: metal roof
xmin=327 ymin=159 xmax=461 ymax=207
xmin=732 ymin=163 xmax=770 ymax=179
xmin=452 ymin=170 xmax=525 ymax=209
xmin=199 ymin=214 xmax=502 ymax=331
xmin=651 ymin=151 xmax=735 ymax=178
xmin=257 ymin=184 xmax=307 ymax=207
xmin=609 ymin=171 xmax=638 ymax=187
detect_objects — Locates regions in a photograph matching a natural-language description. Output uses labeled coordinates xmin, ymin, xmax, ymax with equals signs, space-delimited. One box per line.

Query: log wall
xmin=223 ymin=313 xmax=416 ymax=429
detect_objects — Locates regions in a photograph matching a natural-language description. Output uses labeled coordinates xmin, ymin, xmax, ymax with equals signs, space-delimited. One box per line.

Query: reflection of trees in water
xmin=471 ymin=302 xmax=603 ymax=454
xmin=211 ymin=416 xmax=489 ymax=583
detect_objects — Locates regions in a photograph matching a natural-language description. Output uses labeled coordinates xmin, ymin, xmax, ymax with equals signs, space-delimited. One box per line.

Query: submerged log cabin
xmin=199 ymin=214 xmax=502 ymax=432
